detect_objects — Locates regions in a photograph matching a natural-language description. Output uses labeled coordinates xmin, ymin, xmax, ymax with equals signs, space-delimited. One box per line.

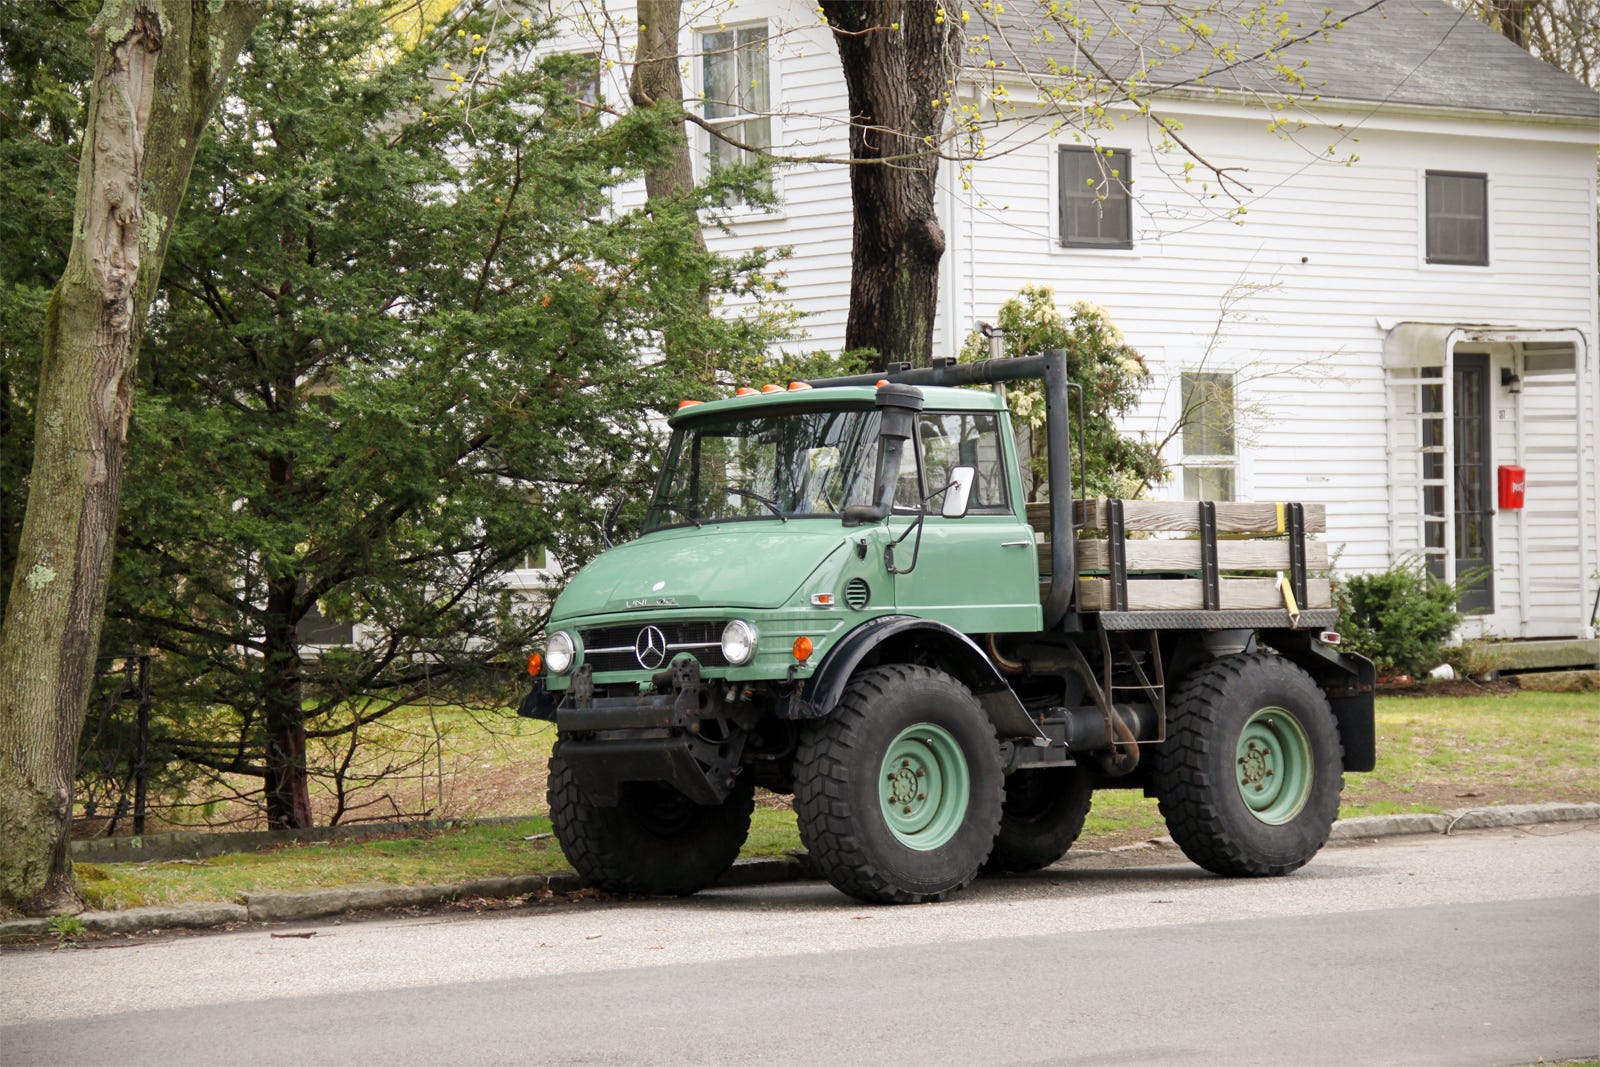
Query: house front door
xmin=1452 ymin=353 xmax=1493 ymax=613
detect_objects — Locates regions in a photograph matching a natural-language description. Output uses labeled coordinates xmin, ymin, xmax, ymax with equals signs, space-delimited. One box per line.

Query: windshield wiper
xmin=724 ymin=486 xmax=787 ymax=523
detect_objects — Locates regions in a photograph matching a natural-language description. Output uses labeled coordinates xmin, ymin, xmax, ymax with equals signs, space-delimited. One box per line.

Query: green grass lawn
xmin=73 ymin=690 xmax=1598 ymax=911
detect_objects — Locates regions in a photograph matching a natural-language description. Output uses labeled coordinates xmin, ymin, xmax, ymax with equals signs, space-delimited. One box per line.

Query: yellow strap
xmin=1275 ymin=502 xmax=1286 ymax=534
xmin=1277 ymin=571 xmax=1301 ymax=626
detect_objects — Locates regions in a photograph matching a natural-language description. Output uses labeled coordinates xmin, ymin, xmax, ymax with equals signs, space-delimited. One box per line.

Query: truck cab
xmin=525 ymin=352 xmax=1375 ymax=904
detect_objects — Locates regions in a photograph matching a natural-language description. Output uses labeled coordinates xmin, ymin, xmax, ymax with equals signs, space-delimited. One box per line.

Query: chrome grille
xmin=579 ymin=621 xmax=728 ymax=673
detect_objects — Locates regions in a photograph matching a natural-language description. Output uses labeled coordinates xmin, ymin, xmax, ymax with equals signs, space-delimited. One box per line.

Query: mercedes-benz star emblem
xmin=634 ymin=625 xmax=669 ymax=670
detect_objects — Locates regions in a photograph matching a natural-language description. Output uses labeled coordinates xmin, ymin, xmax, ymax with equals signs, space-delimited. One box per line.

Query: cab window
xmin=895 ymin=411 xmax=1010 ymax=513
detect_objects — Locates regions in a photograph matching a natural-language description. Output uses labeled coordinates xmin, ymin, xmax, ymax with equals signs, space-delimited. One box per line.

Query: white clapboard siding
xmin=541 ymin=0 xmax=1598 ymax=637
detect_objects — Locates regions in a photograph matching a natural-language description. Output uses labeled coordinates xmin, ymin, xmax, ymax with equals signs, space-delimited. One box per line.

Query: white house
xmin=545 ymin=0 xmax=1600 ymax=643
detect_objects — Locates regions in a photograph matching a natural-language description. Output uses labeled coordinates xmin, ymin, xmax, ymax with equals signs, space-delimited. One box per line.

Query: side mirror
xmin=941 ymin=465 xmax=976 ymax=519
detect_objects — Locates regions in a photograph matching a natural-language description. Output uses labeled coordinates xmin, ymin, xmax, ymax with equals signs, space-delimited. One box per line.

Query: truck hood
xmin=551 ymin=521 xmax=851 ymax=618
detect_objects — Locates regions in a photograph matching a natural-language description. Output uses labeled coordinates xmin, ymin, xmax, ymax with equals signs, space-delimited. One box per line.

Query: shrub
xmin=1335 ymin=559 xmax=1461 ymax=677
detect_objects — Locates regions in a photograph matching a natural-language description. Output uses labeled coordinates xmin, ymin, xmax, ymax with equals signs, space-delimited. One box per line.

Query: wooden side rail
xmin=1030 ymin=498 xmax=1333 ymax=615
xmin=1026 ymin=500 xmax=1327 ymax=535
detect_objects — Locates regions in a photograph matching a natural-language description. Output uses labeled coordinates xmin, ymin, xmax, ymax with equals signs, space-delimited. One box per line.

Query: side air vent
xmin=844 ymin=577 xmax=871 ymax=611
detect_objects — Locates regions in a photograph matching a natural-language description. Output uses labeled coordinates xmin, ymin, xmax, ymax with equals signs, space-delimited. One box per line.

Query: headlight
xmin=545 ymin=630 xmax=576 ymax=674
xmin=721 ymin=619 xmax=758 ymax=666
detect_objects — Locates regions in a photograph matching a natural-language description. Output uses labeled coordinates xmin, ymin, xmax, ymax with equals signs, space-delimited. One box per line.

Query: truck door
xmin=888 ymin=410 xmax=1043 ymax=633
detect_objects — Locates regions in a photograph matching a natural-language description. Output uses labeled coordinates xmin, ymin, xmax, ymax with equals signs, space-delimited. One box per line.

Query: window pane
xmin=919 ymin=412 xmax=1008 ymax=510
xmin=1425 ymin=172 xmax=1487 ymax=265
xmin=736 ymin=26 xmax=768 ymax=113
xmin=740 ymin=115 xmax=771 ymax=154
xmin=1183 ymin=466 xmax=1235 ymax=501
xmin=1181 ymin=372 xmax=1235 ymax=457
xmin=702 ymin=30 xmax=735 ymax=119
xmin=1060 ymin=147 xmax=1131 ymax=246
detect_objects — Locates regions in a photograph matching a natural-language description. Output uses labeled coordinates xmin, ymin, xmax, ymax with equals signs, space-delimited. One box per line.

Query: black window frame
xmin=1058 ymin=145 xmax=1133 ymax=249
xmin=1425 ymin=170 xmax=1489 ymax=267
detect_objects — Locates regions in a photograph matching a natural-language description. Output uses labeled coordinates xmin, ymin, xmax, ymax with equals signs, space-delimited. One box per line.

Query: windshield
xmin=646 ymin=407 xmax=881 ymax=529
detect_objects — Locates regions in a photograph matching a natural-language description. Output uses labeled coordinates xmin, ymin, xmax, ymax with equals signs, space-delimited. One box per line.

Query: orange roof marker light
xmin=677 ymin=399 xmax=702 ymax=410
xmin=761 ymin=384 xmax=783 ymax=393
xmin=788 ymin=382 xmax=813 ymax=391
xmin=792 ymin=636 xmax=814 ymax=663
xmin=736 ymin=387 xmax=759 ymax=397
xmin=876 ymin=379 xmax=890 ymax=388
xmin=526 ymin=652 xmax=543 ymax=676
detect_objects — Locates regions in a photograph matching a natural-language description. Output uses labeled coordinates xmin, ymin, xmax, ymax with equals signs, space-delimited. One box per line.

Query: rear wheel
xmin=1153 ymin=653 xmax=1343 ymax=877
xmin=984 ymin=766 xmax=1094 ymax=874
xmin=547 ymin=744 xmax=754 ymax=896
xmin=794 ymin=665 xmax=1003 ymax=904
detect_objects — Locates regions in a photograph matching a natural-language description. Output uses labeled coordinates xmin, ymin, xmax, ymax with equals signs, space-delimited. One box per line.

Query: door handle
xmin=1000 ymin=541 xmax=1032 ymax=547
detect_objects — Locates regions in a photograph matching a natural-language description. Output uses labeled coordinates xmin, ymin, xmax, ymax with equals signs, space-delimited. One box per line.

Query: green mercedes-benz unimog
xmin=520 ymin=349 xmax=1375 ymax=904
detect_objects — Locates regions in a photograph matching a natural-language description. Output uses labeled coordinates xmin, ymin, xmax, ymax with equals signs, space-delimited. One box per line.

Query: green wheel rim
xmin=878 ymin=723 xmax=971 ymax=851
xmin=1235 ymin=707 xmax=1314 ymax=825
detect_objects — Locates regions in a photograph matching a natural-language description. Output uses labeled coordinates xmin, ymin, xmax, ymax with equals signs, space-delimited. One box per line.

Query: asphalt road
xmin=3 ymin=824 xmax=1596 ymax=1066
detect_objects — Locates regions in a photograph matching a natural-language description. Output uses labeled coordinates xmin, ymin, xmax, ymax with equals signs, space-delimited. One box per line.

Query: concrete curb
xmin=1328 ymin=801 xmax=1600 ymax=840
xmin=5 ymin=803 xmax=1594 ymax=941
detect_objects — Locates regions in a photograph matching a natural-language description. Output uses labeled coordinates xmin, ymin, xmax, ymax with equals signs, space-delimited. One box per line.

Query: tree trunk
xmin=823 ymin=1 xmax=961 ymax=369
xmin=1490 ymin=0 xmax=1535 ymax=49
xmin=0 ymin=0 xmax=261 ymax=918
xmin=262 ymin=574 xmax=312 ymax=830
xmin=630 ymin=0 xmax=702 ymax=223
xmin=630 ymin=0 xmax=718 ymax=382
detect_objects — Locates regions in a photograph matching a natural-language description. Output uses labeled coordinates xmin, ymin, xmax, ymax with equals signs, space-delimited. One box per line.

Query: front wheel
xmin=547 ymin=744 xmax=754 ymax=896
xmin=1153 ymin=653 xmax=1344 ymax=877
xmin=793 ymin=665 xmax=1003 ymax=904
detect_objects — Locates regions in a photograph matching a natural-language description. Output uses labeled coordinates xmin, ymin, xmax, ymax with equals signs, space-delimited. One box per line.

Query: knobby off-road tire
xmin=793 ymin=664 xmax=1004 ymax=904
xmin=1153 ymin=653 xmax=1344 ymax=877
xmin=983 ymin=767 xmax=1094 ymax=874
xmin=547 ymin=743 xmax=754 ymax=896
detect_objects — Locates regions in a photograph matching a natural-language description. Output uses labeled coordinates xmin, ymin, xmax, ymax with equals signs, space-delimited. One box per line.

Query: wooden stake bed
xmin=1031 ymin=498 xmax=1333 ymax=615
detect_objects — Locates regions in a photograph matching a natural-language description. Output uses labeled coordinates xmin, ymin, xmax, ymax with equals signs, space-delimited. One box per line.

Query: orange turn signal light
xmin=761 ymin=384 xmax=783 ymax=393
xmin=527 ymin=652 xmax=543 ymax=676
xmin=736 ymin=387 xmax=759 ymax=397
xmin=788 ymin=382 xmax=812 ymax=391
xmin=677 ymin=399 xmax=702 ymax=409
xmin=793 ymin=636 xmax=813 ymax=662
xmin=875 ymin=379 xmax=890 ymax=388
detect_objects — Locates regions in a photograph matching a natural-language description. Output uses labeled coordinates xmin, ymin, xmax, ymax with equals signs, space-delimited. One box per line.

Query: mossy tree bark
xmin=630 ymin=0 xmax=703 ymax=231
xmin=0 ymin=0 xmax=261 ymax=918
xmin=822 ymin=1 xmax=961 ymax=370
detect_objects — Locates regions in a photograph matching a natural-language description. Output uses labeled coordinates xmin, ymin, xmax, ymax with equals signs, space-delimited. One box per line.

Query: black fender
xmin=1258 ymin=630 xmax=1377 ymax=773
xmin=789 ymin=615 xmax=1043 ymax=741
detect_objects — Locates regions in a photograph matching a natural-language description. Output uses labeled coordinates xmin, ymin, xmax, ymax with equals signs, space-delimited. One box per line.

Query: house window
xmin=297 ymin=600 xmax=354 ymax=647
xmin=1180 ymin=372 xmax=1235 ymax=501
xmin=700 ymin=24 xmax=770 ymax=176
xmin=563 ymin=52 xmax=601 ymax=113
xmin=1059 ymin=146 xmax=1132 ymax=248
xmin=520 ymin=546 xmax=549 ymax=571
xmin=1425 ymin=171 xmax=1488 ymax=266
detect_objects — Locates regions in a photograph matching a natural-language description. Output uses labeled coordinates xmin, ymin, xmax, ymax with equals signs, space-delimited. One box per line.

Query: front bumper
xmin=538 ymin=658 xmax=746 ymax=806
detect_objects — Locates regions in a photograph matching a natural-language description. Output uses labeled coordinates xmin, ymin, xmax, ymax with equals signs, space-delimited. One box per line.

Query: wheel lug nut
xmin=917 ymin=794 xmax=926 ymax=801
xmin=902 ymin=805 xmax=912 ymax=814
xmin=915 ymin=769 xmax=925 ymax=778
